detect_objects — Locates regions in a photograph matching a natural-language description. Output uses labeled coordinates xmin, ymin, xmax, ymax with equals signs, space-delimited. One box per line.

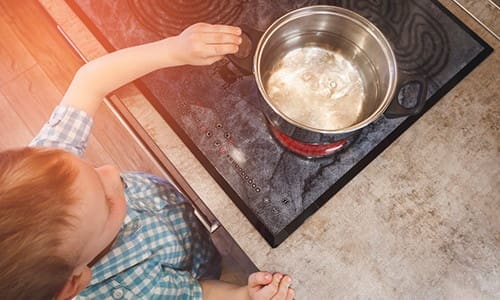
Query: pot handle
xmin=384 ymin=72 xmax=427 ymax=118
xmin=227 ymin=25 xmax=264 ymax=74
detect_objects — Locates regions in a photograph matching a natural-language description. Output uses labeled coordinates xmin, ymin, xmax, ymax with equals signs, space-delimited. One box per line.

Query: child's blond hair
xmin=0 ymin=147 xmax=81 ymax=300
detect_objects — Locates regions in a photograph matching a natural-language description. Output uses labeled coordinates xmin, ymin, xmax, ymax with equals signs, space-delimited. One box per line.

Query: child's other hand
xmin=247 ymin=272 xmax=294 ymax=300
xmin=169 ymin=23 xmax=242 ymax=66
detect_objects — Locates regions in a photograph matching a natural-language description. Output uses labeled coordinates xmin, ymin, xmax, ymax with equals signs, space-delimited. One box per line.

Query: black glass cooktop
xmin=66 ymin=0 xmax=492 ymax=247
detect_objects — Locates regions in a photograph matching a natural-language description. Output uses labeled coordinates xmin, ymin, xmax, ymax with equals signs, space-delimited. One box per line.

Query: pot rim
xmin=253 ymin=5 xmax=398 ymax=134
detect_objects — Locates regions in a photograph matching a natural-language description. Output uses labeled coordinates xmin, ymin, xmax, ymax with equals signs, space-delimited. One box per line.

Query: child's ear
xmin=55 ymin=266 xmax=91 ymax=300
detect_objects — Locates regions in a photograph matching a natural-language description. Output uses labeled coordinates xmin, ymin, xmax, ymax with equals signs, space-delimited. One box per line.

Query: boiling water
xmin=266 ymin=46 xmax=365 ymax=131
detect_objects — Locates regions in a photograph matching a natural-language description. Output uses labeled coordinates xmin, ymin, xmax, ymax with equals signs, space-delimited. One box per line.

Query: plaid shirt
xmin=30 ymin=105 xmax=220 ymax=299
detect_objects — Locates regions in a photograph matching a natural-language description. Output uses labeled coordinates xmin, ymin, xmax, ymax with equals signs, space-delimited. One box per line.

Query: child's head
xmin=0 ymin=147 xmax=127 ymax=300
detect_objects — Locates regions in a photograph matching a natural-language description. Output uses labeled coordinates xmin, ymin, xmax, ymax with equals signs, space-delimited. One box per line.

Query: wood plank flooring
xmin=0 ymin=0 xmax=162 ymax=175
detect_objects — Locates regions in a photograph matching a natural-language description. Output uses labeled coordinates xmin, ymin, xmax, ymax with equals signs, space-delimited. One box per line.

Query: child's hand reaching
xmin=169 ymin=23 xmax=242 ymax=66
xmin=247 ymin=272 xmax=295 ymax=300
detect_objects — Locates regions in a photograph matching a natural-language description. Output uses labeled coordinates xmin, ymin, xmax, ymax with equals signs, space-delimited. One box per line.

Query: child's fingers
xmin=206 ymin=24 xmax=242 ymax=35
xmin=286 ymin=287 xmax=295 ymax=300
xmin=201 ymin=32 xmax=242 ymax=45
xmin=248 ymin=272 xmax=273 ymax=287
xmin=256 ymin=272 xmax=283 ymax=298
xmin=209 ymin=44 xmax=240 ymax=56
xmin=272 ymin=275 xmax=292 ymax=300
xmin=189 ymin=23 xmax=242 ymax=35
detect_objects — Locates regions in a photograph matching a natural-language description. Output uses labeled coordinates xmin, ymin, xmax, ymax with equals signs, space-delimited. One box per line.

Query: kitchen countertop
xmin=42 ymin=0 xmax=499 ymax=298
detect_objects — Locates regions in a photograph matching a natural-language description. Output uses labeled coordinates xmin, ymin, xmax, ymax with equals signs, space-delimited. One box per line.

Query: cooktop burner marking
xmin=127 ymin=0 xmax=244 ymax=37
xmin=341 ymin=0 xmax=450 ymax=77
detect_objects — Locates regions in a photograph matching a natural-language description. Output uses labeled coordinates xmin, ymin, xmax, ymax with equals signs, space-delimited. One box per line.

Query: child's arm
xmin=61 ymin=23 xmax=241 ymax=117
xmin=200 ymin=272 xmax=294 ymax=300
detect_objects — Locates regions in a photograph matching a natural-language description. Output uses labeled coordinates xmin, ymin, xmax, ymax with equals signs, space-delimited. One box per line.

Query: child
xmin=0 ymin=23 xmax=294 ymax=300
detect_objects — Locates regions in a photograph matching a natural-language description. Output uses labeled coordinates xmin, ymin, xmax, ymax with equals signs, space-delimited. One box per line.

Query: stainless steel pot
xmin=230 ymin=5 xmax=427 ymax=157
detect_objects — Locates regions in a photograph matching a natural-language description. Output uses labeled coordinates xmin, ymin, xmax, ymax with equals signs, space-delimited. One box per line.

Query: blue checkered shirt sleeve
xmin=29 ymin=104 xmax=92 ymax=157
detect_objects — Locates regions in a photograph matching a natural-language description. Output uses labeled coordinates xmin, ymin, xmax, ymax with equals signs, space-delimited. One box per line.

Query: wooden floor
xmin=0 ymin=0 xmax=162 ymax=175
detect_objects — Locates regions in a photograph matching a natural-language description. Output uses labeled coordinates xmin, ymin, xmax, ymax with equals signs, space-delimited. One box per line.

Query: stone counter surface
xmin=42 ymin=0 xmax=499 ymax=298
